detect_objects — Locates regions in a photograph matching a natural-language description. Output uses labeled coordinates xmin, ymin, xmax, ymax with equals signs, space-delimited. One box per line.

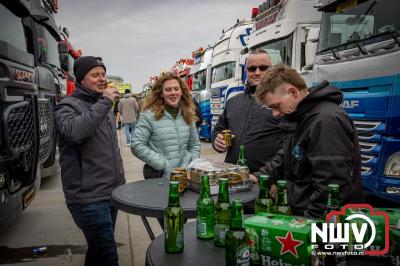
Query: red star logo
xmin=275 ymin=231 xmax=304 ymax=258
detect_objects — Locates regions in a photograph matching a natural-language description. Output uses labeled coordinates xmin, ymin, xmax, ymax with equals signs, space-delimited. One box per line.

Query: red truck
xmin=170 ymin=58 xmax=194 ymax=90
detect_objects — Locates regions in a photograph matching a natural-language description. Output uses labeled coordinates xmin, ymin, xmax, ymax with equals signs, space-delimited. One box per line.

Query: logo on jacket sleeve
xmin=293 ymin=144 xmax=302 ymax=160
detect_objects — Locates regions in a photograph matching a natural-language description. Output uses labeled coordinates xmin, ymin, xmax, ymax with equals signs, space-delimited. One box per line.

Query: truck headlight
xmin=384 ymin=152 xmax=400 ymax=177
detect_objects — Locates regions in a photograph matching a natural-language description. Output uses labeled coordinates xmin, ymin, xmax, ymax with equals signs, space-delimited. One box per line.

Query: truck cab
xmin=29 ymin=0 xmax=65 ymax=177
xmin=0 ymin=0 xmax=67 ymax=231
xmin=313 ymin=0 xmax=400 ymax=203
xmin=190 ymin=47 xmax=213 ymax=141
xmin=210 ymin=19 xmax=253 ymax=130
xmin=247 ymin=0 xmax=321 ymax=86
xmin=0 ymin=0 xmax=41 ymax=231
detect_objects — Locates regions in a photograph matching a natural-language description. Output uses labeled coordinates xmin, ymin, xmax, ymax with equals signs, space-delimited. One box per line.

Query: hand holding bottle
xmin=103 ymin=84 xmax=120 ymax=101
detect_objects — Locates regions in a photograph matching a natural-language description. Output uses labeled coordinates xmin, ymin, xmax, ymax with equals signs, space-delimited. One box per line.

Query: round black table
xmin=146 ymin=222 xmax=224 ymax=266
xmin=111 ymin=178 xmax=259 ymax=239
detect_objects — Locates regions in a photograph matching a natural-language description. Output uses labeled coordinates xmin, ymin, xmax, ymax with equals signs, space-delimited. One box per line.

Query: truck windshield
xmin=255 ymin=33 xmax=293 ymax=66
xmin=37 ymin=24 xmax=61 ymax=68
xmin=213 ymin=38 xmax=229 ymax=56
xmin=0 ymin=4 xmax=27 ymax=52
xmin=212 ymin=61 xmax=235 ymax=83
xmin=193 ymin=69 xmax=207 ymax=92
xmin=318 ymin=0 xmax=400 ymax=54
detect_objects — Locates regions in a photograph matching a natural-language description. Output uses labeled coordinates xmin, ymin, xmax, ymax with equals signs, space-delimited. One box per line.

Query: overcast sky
xmin=55 ymin=0 xmax=261 ymax=93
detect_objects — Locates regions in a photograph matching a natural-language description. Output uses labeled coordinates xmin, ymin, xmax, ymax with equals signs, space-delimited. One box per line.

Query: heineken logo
xmin=261 ymin=255 xmax=306 ymax=266
xmin=275 ymin=231 xmax=304 ymax=258
xmin=236 ymin=245 xmax=250 ymax=264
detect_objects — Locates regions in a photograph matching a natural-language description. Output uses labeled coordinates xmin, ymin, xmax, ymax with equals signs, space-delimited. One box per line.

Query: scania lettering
xmin=313 ymin=0 xmax=400 ymax=203
xmin=247 ymin=0 xmax=321 ymax=87
xmin=210 ymin=19 xmax=253 ymax=129
xmin=190 ymin=47 xmax=213 ymax=141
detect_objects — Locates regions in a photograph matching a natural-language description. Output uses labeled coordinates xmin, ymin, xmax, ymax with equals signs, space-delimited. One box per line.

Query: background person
xmin=113 ymin=98 xmax=121 ymax=130
xmin=131 ymin=72 xmax=200 ymax=179
xmin=118 ymin=89 xmax=139 ymax=146
xmin=55 ymin=56 xmax=125 ymax=266
xmin=253 ymin=64 xmax=363 ymax=218
xmin=212 ymin=49 xmax=291 ymax=182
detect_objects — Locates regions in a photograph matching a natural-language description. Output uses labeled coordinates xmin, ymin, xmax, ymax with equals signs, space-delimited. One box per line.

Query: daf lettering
xmin=341 ymin=100 xmax=359 ymax=109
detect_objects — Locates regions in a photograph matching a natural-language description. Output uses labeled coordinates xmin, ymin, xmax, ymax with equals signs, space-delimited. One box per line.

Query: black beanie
xmin=74 ymin=56 xmax=106 ymax=84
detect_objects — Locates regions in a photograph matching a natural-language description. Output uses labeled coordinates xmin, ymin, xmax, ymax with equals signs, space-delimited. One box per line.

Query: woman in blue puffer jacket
xmin=131 ymin=72 xmax=200 ymax=179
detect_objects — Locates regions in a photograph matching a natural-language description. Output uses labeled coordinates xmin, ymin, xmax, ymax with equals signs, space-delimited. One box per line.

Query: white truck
xmin=247 ymin=0 xmax=321 ymax=86
xmin=190 ymin=47 xmax=213 ymax=141
xmin=210 ymin=19 xmax=253 ymax=129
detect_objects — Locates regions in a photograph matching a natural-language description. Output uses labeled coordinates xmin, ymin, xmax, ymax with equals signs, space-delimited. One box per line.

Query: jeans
xmin=123 ymin=122 xmax=136 ymax=144
xmin=67 ymin=201 xmax=119 ymax=266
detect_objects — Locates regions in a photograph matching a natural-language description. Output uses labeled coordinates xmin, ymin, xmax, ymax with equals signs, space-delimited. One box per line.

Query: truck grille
xmin=359 ymin=141 xmax=378 ymax=153
xmin=361 ymin=154 xmax=375 ymax=164
xmin=361 ymin=166 xmax=372 ymax=175
xmin=3 ymin=101 xmax=35 ymax=154
xmin=38 ymin=99 xmax=54 ymax=163
xmin=357 ymin=132 xmax=377 ymax=140
xmin=354 ymin=119 xmax=384 ymax=176
xmin=354 ymin=120 xmax=382 ymax=131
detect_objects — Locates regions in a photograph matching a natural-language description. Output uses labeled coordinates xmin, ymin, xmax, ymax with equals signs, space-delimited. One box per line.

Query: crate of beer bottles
xmin=186 ymin=158 xmax=252 ymax=195
xmin=244 ymin=213 xmax=321 ymax=266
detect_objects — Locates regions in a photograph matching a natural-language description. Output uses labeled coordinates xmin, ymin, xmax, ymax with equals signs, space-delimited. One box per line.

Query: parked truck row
xmin=145 ymin=0 xmax=399 ymax=203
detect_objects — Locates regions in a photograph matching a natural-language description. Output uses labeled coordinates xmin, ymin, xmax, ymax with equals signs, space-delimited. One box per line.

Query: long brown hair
xmin=142 ymin=72 xmax=196 ymax=125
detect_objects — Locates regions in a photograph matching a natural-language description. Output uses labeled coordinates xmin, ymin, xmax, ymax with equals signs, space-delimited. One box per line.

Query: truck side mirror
xmin=239 ymin=54 xmax=248 ymax=83
xmin=303 ymin=27 xmax=320 ymax=70
xmin=58 ymin=42 xmax=69 ymax=72
xmin=59 ymin=53 xmax=69 ymax=73
xmin=58 ymin=42 xmax=69 ymax=53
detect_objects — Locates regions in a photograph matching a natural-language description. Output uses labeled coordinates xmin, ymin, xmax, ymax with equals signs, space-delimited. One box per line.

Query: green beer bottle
xmin=214 ymin=178 xmax=231 ymax=247
xmin=272 ymin=180 xmax=291 ymax=215
xmin=324 ymin=184 xmax=340 ymax=222
xmin=225 ymin=199 xmax=250 ymax=266
xmin=323 ymin=184 xmax=347 ymax=265
xmin=197 ymin=175 xmax=215 ymax=239
xmin=237 ymin=145 xmax=248 ymax=166
xmin=255 ymin=175 xmax=273 ymax=214
xmin=164 ymin=181 xmax=184 ymax=253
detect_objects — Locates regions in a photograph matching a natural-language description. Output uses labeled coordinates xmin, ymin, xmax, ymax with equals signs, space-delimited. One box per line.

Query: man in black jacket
xmin=212 ymin=50 xmax=290 ymax=181
xmin=254 ymin=64 xmax=363 ymax=218
xmin=55 ymin=56 xmax=125 ymax=266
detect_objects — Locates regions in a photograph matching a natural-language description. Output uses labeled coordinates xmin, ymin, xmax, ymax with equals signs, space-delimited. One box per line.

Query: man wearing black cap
xmin=55 ymin=56 xmax=125 ymax=266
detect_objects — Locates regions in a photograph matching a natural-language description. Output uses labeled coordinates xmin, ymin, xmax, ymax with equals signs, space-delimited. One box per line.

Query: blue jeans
xmin=67 ymin=201 xmax=119 ymax=266
xmin=123 ymin=123 xmax=136 ymax=144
